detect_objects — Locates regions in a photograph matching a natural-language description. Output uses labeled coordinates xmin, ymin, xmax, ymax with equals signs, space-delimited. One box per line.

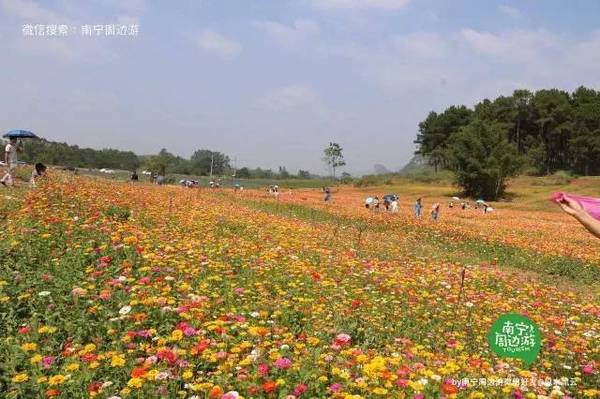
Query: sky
xmin=1 ymin=0 xmax=600 ymax=175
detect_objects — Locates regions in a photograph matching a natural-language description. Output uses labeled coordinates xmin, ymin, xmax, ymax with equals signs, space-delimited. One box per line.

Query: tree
xmin=190 ymin=150 xmax=230 ymax=176
xmin=414 ymin=106 xmax=473 ymax=172
xmin=297 ymin=169 xmax=311 ymax=179
xmin=278 ymin=166 xmax=290 ymax=179
xmin=447 ymin=119 xmax=523 ymax=200
xmin=236 ymin=167 xmax=251 ymax=179
xmin=144 ymin=149 xmax=176 ymax=175
xmin=322 ymin=142 xmax=346 ymax=178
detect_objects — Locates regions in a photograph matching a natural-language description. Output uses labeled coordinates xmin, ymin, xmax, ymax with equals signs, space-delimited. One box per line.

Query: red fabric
xmin=551 ymin=192 xmax=600 ymax=221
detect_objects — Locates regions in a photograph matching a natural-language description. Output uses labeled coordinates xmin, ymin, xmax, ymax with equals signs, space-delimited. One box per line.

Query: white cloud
xmin=116 ymin=15 xmax=140 ymax=26
xmin=312 ymin=0 xmax=411 ymax=10
xmin=261 ymin=85 xmax=317 ymax=109
xmin=193 ymin=29 xmax=241 ymax=58
xmin=1 ymin=0 xmax=63 ymax=21
xmin=568 ymin=30 xmax=600 ymax=71
xmin=392 ymin=32 xmax=448 ymax=59
xmin=254 ymin=19 xmax=319 ymax=48
xmin=498 ymin=5 xmax=522 ymax=19
xmin=460 ymin=28 xmax=558 ymax=62
xmin=100 ymin=0 xmax=145 ymax=12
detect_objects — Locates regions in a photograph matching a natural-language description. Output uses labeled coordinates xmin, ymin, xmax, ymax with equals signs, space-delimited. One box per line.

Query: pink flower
xmin=258 ymin=363 xmax=270 ymax=376
xmin=334 ymin=333 xmax=351 ymax=346
xmin=42 ymin=356 xmax=55 ymax=369
xmin=183 ymin=327 xmax=196 ymax=337
xmin=293 ymin=384 xmax=308 ymax=396
xmin=329 ymin=383 xmax=342 ymax=393
xmin=221 ymin=392 xmax=239 ymax=399
xmin=71 ymin=287 xmax=87 ymax=297
xmin=582 ymin=362 xmax=596 ymax=374
xmin=274 ymin=357 xmax=292 ymax=369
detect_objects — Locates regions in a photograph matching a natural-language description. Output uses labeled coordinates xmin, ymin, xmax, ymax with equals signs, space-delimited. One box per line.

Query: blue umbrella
xmin=3 ymin=130 xmax=39 ymax=139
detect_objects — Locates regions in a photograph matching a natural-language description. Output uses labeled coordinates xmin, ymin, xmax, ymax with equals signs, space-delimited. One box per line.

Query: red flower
xmin=87 ymin=382 xmax=102 ymax=393
xmin=263 ymin=381 xmax=277 ymax=393
xmin=157 ymin=349 xmax=177 ymax=364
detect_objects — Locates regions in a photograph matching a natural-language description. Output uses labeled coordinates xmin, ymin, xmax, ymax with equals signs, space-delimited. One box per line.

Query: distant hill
xmin=399 ymin=154 xmax=433 ymax=174
xmin=373 ymin=163 xmax=391 ymax=175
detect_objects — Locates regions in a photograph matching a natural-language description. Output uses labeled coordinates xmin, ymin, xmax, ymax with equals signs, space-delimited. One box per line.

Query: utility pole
xmin=209 ymin=152 xmax=214 ymax=178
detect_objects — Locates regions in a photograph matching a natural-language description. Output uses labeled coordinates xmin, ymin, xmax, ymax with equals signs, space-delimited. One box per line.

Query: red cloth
xmin=551 ymin=192 xmax=600 ymax=221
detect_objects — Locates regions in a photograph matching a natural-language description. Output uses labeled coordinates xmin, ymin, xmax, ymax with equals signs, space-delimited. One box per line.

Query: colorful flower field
xmin=1 ymin=175 xmax=599 ymax=398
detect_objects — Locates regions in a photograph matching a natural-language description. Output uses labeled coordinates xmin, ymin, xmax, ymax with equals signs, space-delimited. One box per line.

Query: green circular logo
xmin=487 ymin=313 xmax=541 ymax=368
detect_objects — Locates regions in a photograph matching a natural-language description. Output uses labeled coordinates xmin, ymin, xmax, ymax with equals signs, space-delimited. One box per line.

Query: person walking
xmin=323 ymin=186 xmax=332 ymax=202
xmin=1 ymin=138 xmax=21 ymax=187
xmin=431 ymin=202 xmax=440 ymax=221
xmin=414 ymin=198 xmax=423 ymax=218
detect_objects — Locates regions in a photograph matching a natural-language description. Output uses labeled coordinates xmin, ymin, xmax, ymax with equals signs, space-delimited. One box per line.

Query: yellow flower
xmin=127 ymin=377 xmax=144 ymax=389
xmin=21 ymin=342 xmax=38 ymax=351
xmin=111 ymin=355 xmax=126 ymax=367
xmin=469 ymin=393 xmax=486 ymax=399
xmin=48 ymin=374 xmax=66 ymax=386
xmin=38 ymin=326 xmax=57 ymax=334
xmin=171 ymin=329 xmax=183 ymax=341
xmin=66 ymin=363 xmax=80 ymax=372
xmin=12 ymin=373 xmax=28 ymax=383
xmin=30 ymin=354 xmax=43 ymax=364
xmin=83 ymin=343 xmax=96 ymax=354
xmin=182 ymin=370 xmax=193 ymax=380
xmin=372 ymin=388 xmax=388 ymax=395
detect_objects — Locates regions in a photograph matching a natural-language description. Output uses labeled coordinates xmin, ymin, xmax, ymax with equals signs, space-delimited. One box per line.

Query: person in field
xmin=431 ymin=202 xmax=440 ymax=221
xmin=414 ymin=198 xmax=422 ymax=218
xmin=1 ymin=138 xmax=21 ymax=187
xmin=30 ymin=163 xmax=47 ymax=186
xmin=323 ymin=186 xmax=332 ymax=202
xmin=365 ymin=196 xmax=374 ymax=209
xmin=131 ymin=170 xmax=139 ymax=181
xmin=372 ymin=196 xmax=380 ymax=212
xmin=390 ymin=198 xmax=399 ymax=213
xmin=555 ymin=194 xmax=600 ymax=239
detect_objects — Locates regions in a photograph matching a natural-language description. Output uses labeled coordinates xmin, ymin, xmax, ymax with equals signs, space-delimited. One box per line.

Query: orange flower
xmin=131 ymin=367 xmax=147 ymax=378
xmin=209 ymin=386 xmax=223 ymax=398
xmin=46 ymin=389 xmax=61 ymax=397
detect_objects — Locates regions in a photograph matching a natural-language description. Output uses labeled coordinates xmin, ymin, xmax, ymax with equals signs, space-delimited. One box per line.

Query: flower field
xmin=1 ymin=175 xmax=599 ymax=398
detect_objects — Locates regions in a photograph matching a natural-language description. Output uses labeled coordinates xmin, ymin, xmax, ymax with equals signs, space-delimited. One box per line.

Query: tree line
xmin=414 ymin=86 xmax=600 ymax=199
xmin=19 ymin=140 xmax=316 ymax=179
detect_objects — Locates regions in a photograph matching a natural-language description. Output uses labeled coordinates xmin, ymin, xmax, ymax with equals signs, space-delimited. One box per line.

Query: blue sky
xmin=2 ymin=0 xmax=600 ymax=174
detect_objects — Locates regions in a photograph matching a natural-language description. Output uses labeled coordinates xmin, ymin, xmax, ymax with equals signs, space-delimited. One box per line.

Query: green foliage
xmin=19 ymin=139 xmax=140 ymax=171
xmin=447 ymin=119 xmax=523 ymax=200
xmin=103 ymin=205 xmax=131 ymax=220
xmin=531 ymin=170 xmax=576 ymax=186
xmin=322 ymin=142 xmax=346 ymax=178
xmin=415 ymin=86 xmax=600 ymax=177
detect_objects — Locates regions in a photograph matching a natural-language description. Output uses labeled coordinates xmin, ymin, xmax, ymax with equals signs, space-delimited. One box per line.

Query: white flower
xmin=118 ymin=305 xmax=131 ymax=315
xmin=38 ymin=291 xmax=51 ymax=297
xmin=101 ymin=381 xmax=113 ymax=388
xmin=117 ymin=276 xmax=126 ymax=282
xmin=155 ymin=371 xmax=169 ymax=380
xmin=250 ymin=312 xmax=260 ymax=318
xmin=465 ymin=302 xmax=474 ymax=308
